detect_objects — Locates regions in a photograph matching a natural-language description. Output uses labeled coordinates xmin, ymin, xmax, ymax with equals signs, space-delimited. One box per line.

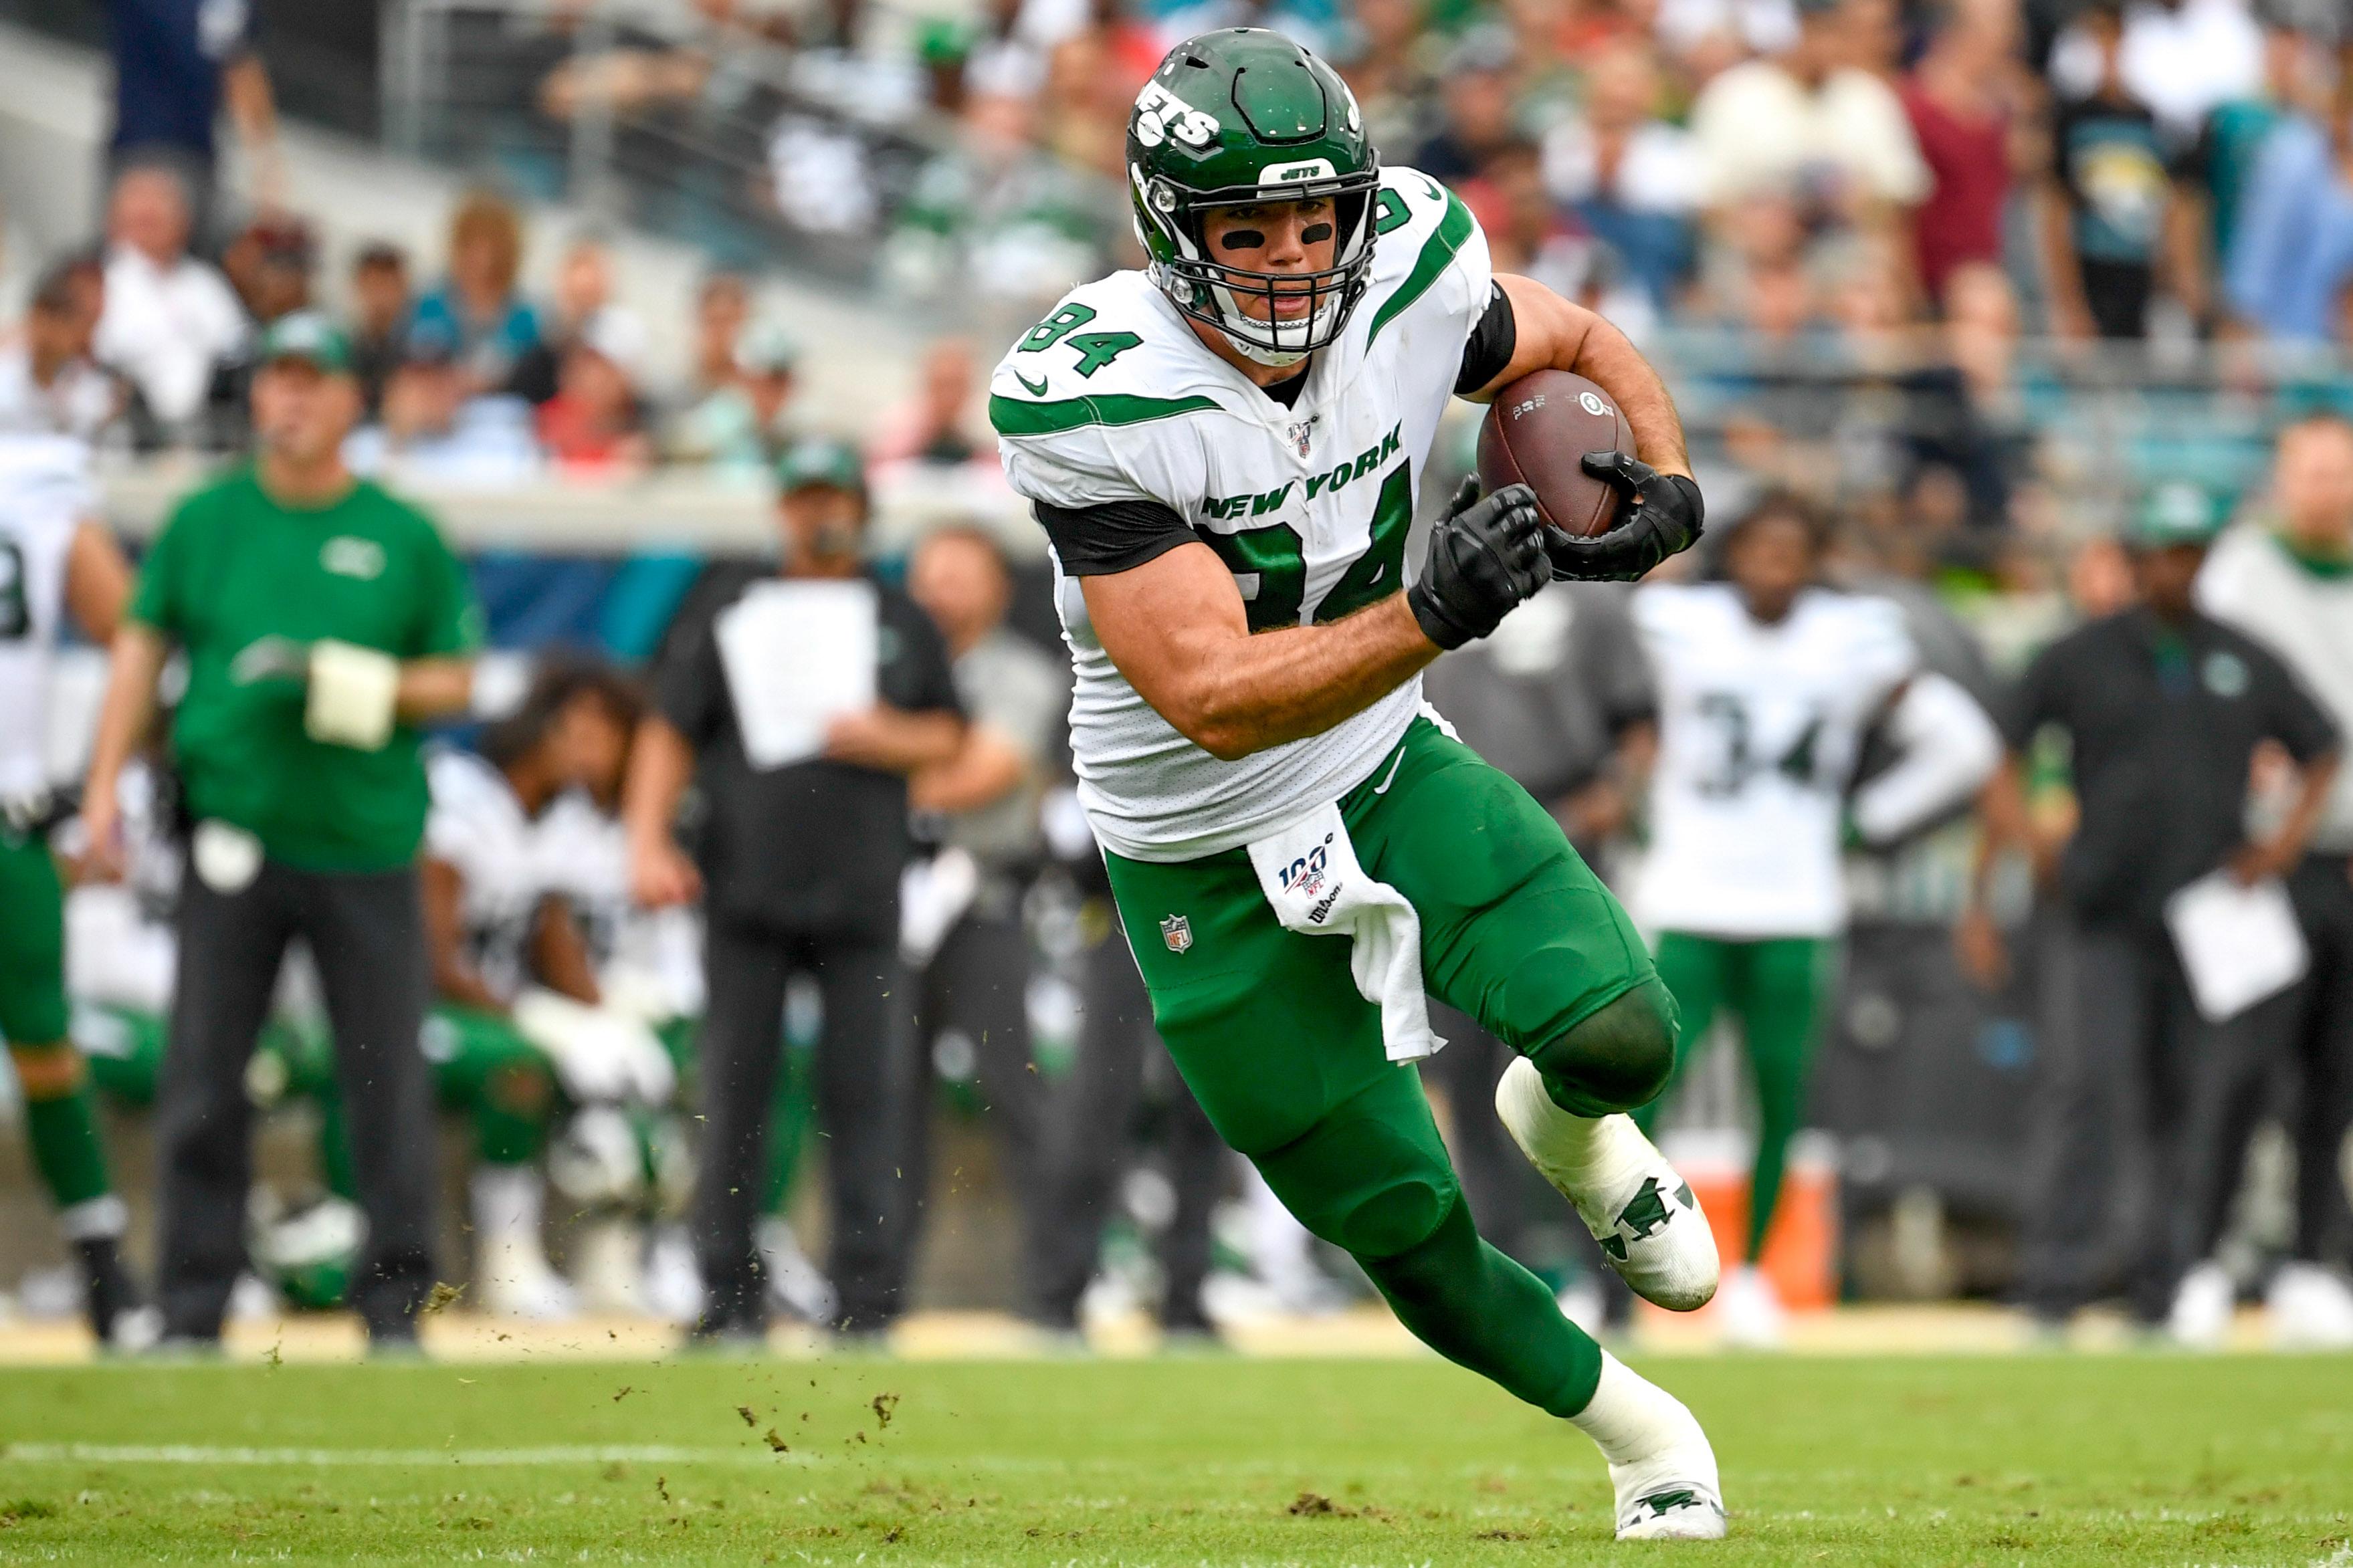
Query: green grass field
xmin=3 ymin=1352 xmax=2350 ymax=1565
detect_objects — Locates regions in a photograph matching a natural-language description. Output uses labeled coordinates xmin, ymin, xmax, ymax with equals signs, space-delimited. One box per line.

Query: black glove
xmin=1547 ymin=453 xmax=1705 ymax=582
xmin=1407 ymin=477 xmax=1551 ymax=650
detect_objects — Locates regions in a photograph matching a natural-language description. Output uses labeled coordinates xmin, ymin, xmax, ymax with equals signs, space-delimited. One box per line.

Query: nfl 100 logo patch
xmin=1160 ymin=914 xmax=1193 ymax=954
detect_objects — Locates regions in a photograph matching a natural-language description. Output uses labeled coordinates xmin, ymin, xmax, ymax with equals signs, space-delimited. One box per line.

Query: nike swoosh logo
xmin=1372 ymin=746 xmax=1407 ymax=795
xmin=1013 ymin=370 xmax=1049 ymax=397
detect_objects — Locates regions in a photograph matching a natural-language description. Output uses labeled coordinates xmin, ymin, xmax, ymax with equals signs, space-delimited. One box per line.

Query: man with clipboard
xmin=624 ymin=437 xmax=965 ymax=1344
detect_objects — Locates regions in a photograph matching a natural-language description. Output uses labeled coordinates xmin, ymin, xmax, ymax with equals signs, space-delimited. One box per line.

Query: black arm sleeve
xmin=1454 ymin=282 xmax=1519 ymax=397
xmin=1033 ymin=497 xmax=1199 ymax=576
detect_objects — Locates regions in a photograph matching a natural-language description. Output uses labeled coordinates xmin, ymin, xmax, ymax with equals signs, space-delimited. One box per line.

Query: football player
xmin=1630 ymin=493 xmax=2001 ymax=1345
xmin=0 ymin=435 xmax=155 ymax=1348
xmin=991 ymin=30 xmax=1718 ymax=1538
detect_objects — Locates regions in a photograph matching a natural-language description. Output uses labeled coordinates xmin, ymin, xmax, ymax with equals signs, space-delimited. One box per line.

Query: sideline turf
xmin=2 ymin=1353 xmax=2350 ymax=1564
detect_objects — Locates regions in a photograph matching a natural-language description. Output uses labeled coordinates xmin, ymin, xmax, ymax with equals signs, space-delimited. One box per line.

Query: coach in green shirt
xmin=82 ymin=312 xmax=481 ymax=1348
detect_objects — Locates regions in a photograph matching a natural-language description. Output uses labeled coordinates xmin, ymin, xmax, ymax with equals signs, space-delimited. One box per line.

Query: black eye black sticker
xmin=1219 ymin=229 xmax=1266 ymax=251
xmin=1301 ymin=223 xmax=1334 ymax=243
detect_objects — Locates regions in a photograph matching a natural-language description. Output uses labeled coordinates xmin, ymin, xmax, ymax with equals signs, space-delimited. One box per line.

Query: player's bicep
xmin=1457 ymin=274 xmax=1599 ymax=403
xmin=1079 ymin=540 xmax=1250 ymax=728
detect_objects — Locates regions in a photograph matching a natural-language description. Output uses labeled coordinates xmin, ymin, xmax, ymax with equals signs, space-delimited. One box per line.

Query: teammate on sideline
xmin=1630 ymin=494 xmax=2001 ymax=1346
xmin=992 ymin=30 xmax=1719 ymax=1538
xmin=0 ymin=435 xmax=154 ymax=1349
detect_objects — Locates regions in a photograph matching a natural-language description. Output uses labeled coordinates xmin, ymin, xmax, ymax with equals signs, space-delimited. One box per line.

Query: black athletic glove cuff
xmin=1407 ymin=577 xmax=1477 ymax=650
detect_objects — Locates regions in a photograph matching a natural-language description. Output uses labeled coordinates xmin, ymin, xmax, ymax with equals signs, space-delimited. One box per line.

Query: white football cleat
xmin=1571 ymin=1351 xmax=1728 ymax=1541
xmin=1715 ymin=1264 xmax=1786 ymax=1350
xmin=1496 ymin=1058 xmax=1718 ymax=1311
xmin=2267 ymin=1262 xmax=2353 ymax=1350
xmin=2168 ymin=1260 xmax=2234 ymax=1349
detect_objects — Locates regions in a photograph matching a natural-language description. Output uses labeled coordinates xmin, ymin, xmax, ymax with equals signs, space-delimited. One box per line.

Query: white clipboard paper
xmin=714 ymin=578 xmax=878 ymax=770
xmin=2164 ymin=870 xmax=2310 ymax=1024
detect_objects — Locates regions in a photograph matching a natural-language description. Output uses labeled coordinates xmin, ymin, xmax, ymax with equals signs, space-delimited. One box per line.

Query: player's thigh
xmin=0 ymin=835 xmax=68 ymax=1046
xmin=1105 ymin=845 xmax=1388 ymax=1157
xmin=1251 ymin=1063 xmax=1462 ymax=1261
xmin=424 ymin=1005 xmax=555 ymax=1119
xmin=1364 ymin=723 xmax=1655 ymax=1054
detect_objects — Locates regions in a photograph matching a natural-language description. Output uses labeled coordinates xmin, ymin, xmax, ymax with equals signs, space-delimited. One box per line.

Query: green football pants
xmin=2 ymin=835 xmax=116 ymax=1220
xmin=1639 ymin=931 xmax=1834 ymax=1262
xmin=1107 ymin=717 xmax=1674 ymax=1418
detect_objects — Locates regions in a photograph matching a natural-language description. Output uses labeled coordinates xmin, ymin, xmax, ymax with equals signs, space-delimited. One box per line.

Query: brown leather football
xmin=1474 ymin=369 xmax=1636 ymax=539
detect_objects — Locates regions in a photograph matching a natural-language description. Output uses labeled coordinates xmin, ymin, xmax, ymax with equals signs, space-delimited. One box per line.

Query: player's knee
xmin=1528 ymin=981 xmax=1677 ymax=1117
xmin=1330 ymin=1171 xmax=1459 ymax=1261
xmin=7 ymin=1042 xmax=85 ymax=1101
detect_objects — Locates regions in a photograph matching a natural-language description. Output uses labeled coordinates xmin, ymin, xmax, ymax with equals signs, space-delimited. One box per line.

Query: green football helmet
xmin=1128 ymin=29 xmax=1381 ymax=367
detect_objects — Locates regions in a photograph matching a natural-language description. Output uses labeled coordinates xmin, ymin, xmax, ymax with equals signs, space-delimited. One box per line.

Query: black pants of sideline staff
xmin=694 ymin=919 xmax=920 ymax=1336
xmin=1032 ymin=912 xmax=1222 ymax=1332
xmin=2172 ymin=854 xmax=2353 ymax=1273
xmin=159 ymin=857 xmax=437 ymax=1342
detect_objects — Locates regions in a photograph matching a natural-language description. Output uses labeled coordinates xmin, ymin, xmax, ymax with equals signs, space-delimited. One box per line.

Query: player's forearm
xmin=1162 ymin=594 xmax=1437 ymax=762
xmin=621 ymin=717 xmax=694 ymax=851
xmin=2265 ymin=752 xmax=2342 ymax=863
xmin=1563 ymin=314 xmax=1690 ymax=481
xmin=395 ymin=657 xmax=475 ymax=722
xmin=530 ymin=897 xmax=603 ymax=1007
xmin=1965 ymin=755 xmax=2029 ymax=910
xmin=85 ymin=625 xmax=165 ymax=799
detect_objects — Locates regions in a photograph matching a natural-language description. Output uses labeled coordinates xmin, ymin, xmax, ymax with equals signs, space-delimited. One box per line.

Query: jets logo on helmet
xmin=1126 ymin=29 xmax=1382 ymax=368
xmin=1132 ymin=82 xmax=1220 ymax=149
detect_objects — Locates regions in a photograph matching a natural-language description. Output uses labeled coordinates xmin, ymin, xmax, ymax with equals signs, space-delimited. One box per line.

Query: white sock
xmin=1568 ymin=1350 xmax=1694 ymax=1467
xmin=471 ymin=1164 xmax=544 ymax=1250
xmin=1510 ymin=1065 xmax=1617 ymax=1184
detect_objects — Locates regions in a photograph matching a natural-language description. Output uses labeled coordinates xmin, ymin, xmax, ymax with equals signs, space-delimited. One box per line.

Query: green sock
xmin=21 ymin=1073 xmax=115 ymax=1214
xmin=1361 ymin=1192 xmax=1604 ymax=1418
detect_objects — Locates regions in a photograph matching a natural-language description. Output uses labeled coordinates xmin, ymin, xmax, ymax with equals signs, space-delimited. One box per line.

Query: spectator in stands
xmin=346 ymin=243 xmax=413 ymax=419
xmin=903 ymin=526 xmax=1071 ymax=1317
xmin=205 ymin=214 xmax=318 ymax=447
xmin=2223 ymin=76 xmax=2353 ymax=342
xmin=509 ymin=235 xmax=639 ymax=406
xmin=1333 ymin=0 xmax=1442 ymax=156
xmin=1902 ymin=0 xmax=2025 ymax=310
xmin=0 ymin=257 xmax=122 ymax=443
xmin=884 ymin=92 xmax=1106 ymax=309
xmin=535 ymin=310 xmax=653 ymax=477
xmin=411 ymin=192 xmax=544 ymax=395
xmin=1961 ymin=483 xmax=2340 ymax=1334
xmin=2192 ymin=414 xmax=2353 ymax=1347
xmin=686 ymin=270 xmax=752 ymax=401
xmin=1687 ymin=0 xmax=1930 ymax=243
xmin=81 ymin=312 xmax=484 ymax=1349
xmin=2180 ymin=5 xmax=2326 ymax=305
xmin=1409 ymin=28 xmax=1524 ymax=185
xmin=2037 ymin=0 xmax=2201 ymax=340
xmin=665 ymin=320 xmax=800 ymax=475
xmin=2075 ymin=0 xmax=2265 ymax=143
xmin=342 ymin=325 xmax=541 ymax=488
xmin=102 ymin=0 xmax=284 ymax=235
xmin=92 ymin=163 xmax=246 ymax=443
xmin=867 ymin=338 xmax=982 ymax=467
xmin=1542 ymin=40 xmax=1700 ymax=311
xmin=625 ymin=438 xmax=965 ymax=1343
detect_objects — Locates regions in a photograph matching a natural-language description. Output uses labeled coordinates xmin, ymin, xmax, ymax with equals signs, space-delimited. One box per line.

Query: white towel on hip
xmin=1245 ymin=800 xmax=1444 ymax=1062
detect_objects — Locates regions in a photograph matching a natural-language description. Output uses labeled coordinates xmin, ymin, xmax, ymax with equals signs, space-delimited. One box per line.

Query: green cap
xmin=775 ymin=437 xmax=865 ymax=495
xmin=253 ymin=310 xmax=353 ymax=374
xmin=2128 ymin=481 xmax=2225 ymax=549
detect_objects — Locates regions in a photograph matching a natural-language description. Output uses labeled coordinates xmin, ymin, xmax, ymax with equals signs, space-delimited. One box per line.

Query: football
xmin=1475 ymin=369 xmax=1637 ymax=538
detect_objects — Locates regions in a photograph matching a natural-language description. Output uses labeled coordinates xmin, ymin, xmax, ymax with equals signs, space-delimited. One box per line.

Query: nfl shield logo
xmin=1160 ymin=914 xmax=1193 ymax=954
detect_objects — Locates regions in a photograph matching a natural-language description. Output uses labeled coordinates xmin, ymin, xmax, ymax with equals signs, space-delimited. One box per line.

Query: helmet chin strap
xmin=1205 ymin=276 xmax=1328 ymax=368
xmin=1223 ymin=331 xmax=1312 ymax=369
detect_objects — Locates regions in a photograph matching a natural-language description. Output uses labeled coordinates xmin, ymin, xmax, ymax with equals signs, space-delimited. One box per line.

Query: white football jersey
xmin=1632 ymin=583 xmax=1917 ymax=938
xmin=0 ymin=436 xmax=96 ymax=800
xmin=992 ymin=166 xmax=1492 ymax=861
xmin=423 ymin=750 xmax=548 ymax=1005
xmin=536 ymin=789 xmax=706 ymax=1020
